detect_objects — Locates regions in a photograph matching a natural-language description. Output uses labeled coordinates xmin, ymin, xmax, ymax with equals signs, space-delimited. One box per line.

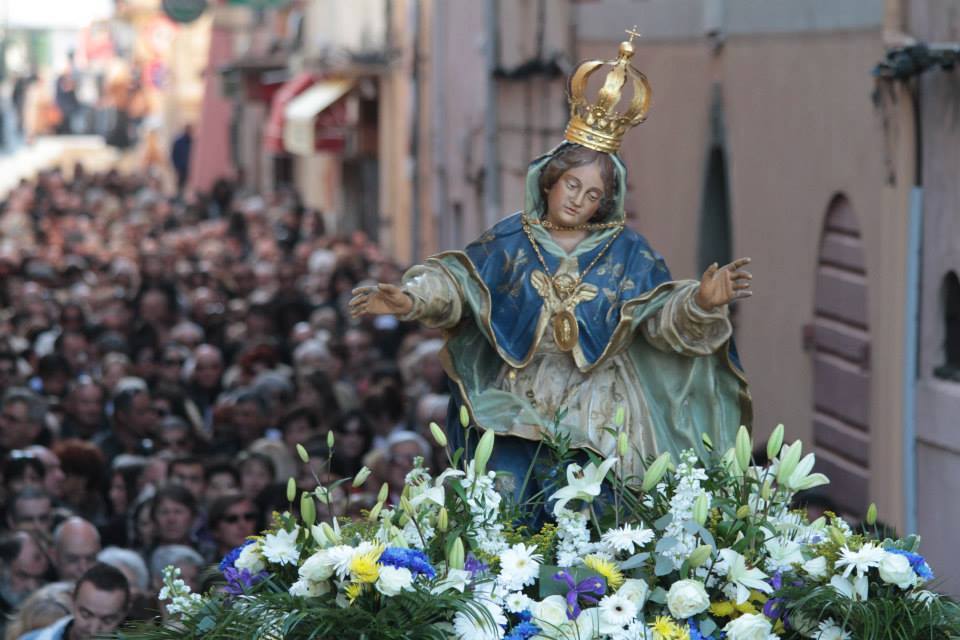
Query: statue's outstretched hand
xmin=694 ymin=257 xmax=752 ymax=311
xmin=349 ymin=283 xmax=414 ymax=318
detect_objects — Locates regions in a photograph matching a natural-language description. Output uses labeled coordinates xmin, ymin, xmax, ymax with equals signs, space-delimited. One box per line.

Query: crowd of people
xmin=0 ymin=166 xmax=452 ymax=638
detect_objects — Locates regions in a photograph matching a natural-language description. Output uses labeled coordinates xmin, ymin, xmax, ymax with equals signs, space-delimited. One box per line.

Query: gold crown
xmin=564 ymin=27 xmax=652 ymax=154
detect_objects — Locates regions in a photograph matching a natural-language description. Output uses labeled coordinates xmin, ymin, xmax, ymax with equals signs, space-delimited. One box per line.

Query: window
xmin=697 ymin=145 xmax=732 ymax=274
xmin=934 ymin=271 xmax=960 ymax=381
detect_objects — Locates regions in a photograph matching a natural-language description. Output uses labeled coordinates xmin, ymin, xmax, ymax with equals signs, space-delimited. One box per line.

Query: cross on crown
xmin=625 ymin=26 xmax=642 ymax=43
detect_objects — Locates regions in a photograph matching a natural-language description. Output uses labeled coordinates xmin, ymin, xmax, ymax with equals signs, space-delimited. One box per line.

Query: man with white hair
xmin=97 ymin=547 xmax=149 ymax=595
xmin=384 ymin=431 xmax=432 ymax=504
xmin=52 ymin=518 xmax=101 ymax=582
xmin=148 ymin=545 xmax=204 ymax=593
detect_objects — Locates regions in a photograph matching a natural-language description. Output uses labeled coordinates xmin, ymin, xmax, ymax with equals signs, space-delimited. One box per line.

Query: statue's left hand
xmin=694 ymin=257 xmax=752 ymax=311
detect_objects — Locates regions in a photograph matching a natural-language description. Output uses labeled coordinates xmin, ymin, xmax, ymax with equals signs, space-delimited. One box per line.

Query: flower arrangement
xmin=126 ymin=414 xmax=960 ymax=640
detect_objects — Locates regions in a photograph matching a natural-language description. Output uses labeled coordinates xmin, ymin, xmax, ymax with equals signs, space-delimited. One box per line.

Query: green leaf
xmin=699 ymin=617 xmax=717 ymax=637
xmin=649 ymin=586 xmax=668 ymax=604
xmin=654 ymin=554 xmax=674 ymax=576
xmin=618 ymin=552 xmax=650 ymax=571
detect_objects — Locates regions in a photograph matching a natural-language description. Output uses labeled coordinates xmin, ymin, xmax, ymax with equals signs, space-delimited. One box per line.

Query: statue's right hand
xmin=348 ymin=283 xmax=414 ymax=318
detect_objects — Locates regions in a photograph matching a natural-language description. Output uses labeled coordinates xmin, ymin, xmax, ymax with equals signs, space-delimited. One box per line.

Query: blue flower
xmin=222 ymin=566 xmax=267 ymax=595
xmin=219 ymin=540 xmax=254 ymax=573
xmin=378 ymin=547 xmax=437 ymax=579
xmin=464 ymin=553 xmax=489 ymax=578
xmin=517 ymin=610 xmax=533 ymax=623
xmin=504 ymin=620 xmax=540 ymax=640
xmin=887 ymin=548 xmax=935 ymax=581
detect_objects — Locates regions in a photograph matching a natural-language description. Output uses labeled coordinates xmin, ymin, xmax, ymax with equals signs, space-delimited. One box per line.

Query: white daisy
xmin=325 ymin=544 xmax=359 ymax=579
xmin=598 ymin=593 xmax=639 ymax=627
xmin=815 ymin=618 xmax=852 ymax=640
xmin=261 ymin=527 xmax=301 ymax=566
xmin=504 ymin=591 xmax=534 ymax=613
xmin=497 ymin=543 xmax=543 ymax=591
xmin=601 ymin=524 xmax=655 ymax=554
xmin=835 ymin=542 xmax=886 ymax=577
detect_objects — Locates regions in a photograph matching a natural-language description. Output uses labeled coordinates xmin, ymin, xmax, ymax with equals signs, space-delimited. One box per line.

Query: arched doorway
xmin=809 ymin=194 xmax=871 ymax=517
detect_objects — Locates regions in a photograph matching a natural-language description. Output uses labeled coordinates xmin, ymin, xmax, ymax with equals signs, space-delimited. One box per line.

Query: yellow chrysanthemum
xmin=735 ymin=600 xmax=759 ymax=615
xmin=583 ymin=554 xmax=624 ymax=590
xmin=649 ymin=616 xmax=679 ymax=640
xmin=344 ymin=582 xmax=363 ymax=604
xmin=709 ymin=601 xmax=736 ymax=617
xmin=674 ymin=627 xmax=691 ymax=640
xmin=349 ymin=546 xmax=383 ymax=584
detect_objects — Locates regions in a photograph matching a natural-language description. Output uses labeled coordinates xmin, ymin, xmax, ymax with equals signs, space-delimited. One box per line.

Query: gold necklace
xmin=521 ymin=221 xmax=624 ymax=352
xmin=531 ymin=218 xmax=623 ymax=232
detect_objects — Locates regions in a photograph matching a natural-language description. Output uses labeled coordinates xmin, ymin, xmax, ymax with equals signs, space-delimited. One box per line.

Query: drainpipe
xmin=432 ymin=0 xmax=450 ymax=249
xmin=483 ymin=0 xmax=502 ymax=230
xmin=409 ymin=0 xmax=422 ymax=260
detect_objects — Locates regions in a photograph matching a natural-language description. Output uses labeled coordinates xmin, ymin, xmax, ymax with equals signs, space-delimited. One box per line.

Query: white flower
xmin=533 ymin=595 xmax=570 ymax=630
xmin=835 ymin=543 xmax=885 ymax=578
xmin=718 ymin=548 xmax=773 ymax=604
xmin=815 ymin=618 xmax=852 ymax=640
xmin=289 ymin=578 xmax=329 ymax=598
xmin=666 ymin=579 xmax=710 ymax=619
xmin=830 ymin=574 xmax=869 ymax=601
xmin=802 ymin=556 xmax=828 ymax=579
xmin=498 ymin=543 xmax=543 ymax=591
xmin=764 ymin=537 xmax=804 ymax=572
xmin=234 ymin=543 xmax=265 ymax=573
xmin=549 ymin=457 xmax=618 ymax=515
xmin=723 ymin=612 xmax=777 ymax=640
xmin=375 ymin=565 xmax=414 ymax=596
xmin=878 ymin=552 xmax=916 ymax=589
xmin=601 ymin=524 xmax=655 ymax=554
xmin=504 ymin=592 xmax=534 ymax=613
xmin=598 ymin=593 xmax=638 ymax=627
xmin=452 ymin=594 xmax=506 ymax=640
xmin=299 ymin=549 xmax=335 ymax=582
xmin=325 ymin=544 xmax=360 ymax=579
xmin=431 ymin=568 xmax=471 ymax=594
xmin=780 ymin=452 xmax=829 ymax=491
xmin=261 ymin=527 xmax=301 ymax=566
xmin=615 ymin=579 xmax=649 ymax=609
xmin=615 ymin=620 xmax=653 ymax=640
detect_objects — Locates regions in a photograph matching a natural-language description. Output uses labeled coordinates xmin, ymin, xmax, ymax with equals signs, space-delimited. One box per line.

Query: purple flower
xmin=223 ymin=566 xmax=267 ymax=595
xmin=464 ymin=553 xmax=489 ymax=578
xmin=552 ymin=570 xmax=606 ymax=620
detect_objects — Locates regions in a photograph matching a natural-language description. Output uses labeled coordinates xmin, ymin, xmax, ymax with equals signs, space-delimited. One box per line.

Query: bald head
xmin=53 ymin=517 xmax=101 ymax=581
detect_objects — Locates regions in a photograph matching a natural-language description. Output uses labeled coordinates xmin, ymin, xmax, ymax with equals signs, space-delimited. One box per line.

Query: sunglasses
xmin=222 ymin=512 xmax=257 ymax=525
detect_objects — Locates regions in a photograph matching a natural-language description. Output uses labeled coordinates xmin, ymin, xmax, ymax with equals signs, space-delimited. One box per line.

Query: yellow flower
xmin=709 ymin=601 xmax=736 ymax=617
xmin=583 ymin=554 xmax=624 ymax=591
xmin=344 ymin=582 xmax=363 ymax=604
xmin=674 ymin=627 xmax=691 ymax=640
xmin=649 ymin=616 xmax=677 ymax=639
xmin=349 ymin=545 xmax=384 ymax=584
xmin=735 ymin=600 xmax=758 ymax=615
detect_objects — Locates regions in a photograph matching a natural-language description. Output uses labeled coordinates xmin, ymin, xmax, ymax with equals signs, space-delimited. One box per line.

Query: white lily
xmin=781 ymin=452 xmax=830 ymax=491
xmin=549 ymin=457 xmax=618 ymax=516
xmin=718 ymin=548 xmax=773 ymax=604
xmin=830 ymin=574 xmax=869 ymax=601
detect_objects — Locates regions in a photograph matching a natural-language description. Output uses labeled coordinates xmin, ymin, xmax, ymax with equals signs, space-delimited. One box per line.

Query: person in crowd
xmin=167 ymin=456 xmax=206 ymax=502
xmin=101 ymin=462 xmax=145 ymax=547
xmin=148 ymin=545 xmax=203 ymax=594
xmin=59 ymin=379 xmax=106 ymax=440
xmin=149 ymin=484 xmax=197 ymax=548
xmin=203 ymin=460 xmax=240 ymax=502
xmin=94 ymin=386 xmax=156 ymax=461
xmin=2 ymin=581 xmax=73 ymax=640
xmin=236 ymin=451 xmax=275 ymax=502
xmin=384 ymin=431 xmax=432 ymax=504
xmin=19 ymin=563 xmax=130 ymax=640
xmin=6 ymin=487 xmax=55 ymax=537
xmin=0 ymin=388 xmax=50 ymax=455
xmin=331 ymin=410 xmax=373 ymax=478
xmin=0 ymin=532 xmax=51 ymax=636
xmin=207 ymin=493 xmax=258 ymax=561
xmin=156 ymin=417 xmax=196 ymax=457
xmin=23 ymin=446 xmax=66 ymax=503
xmin=51 ymin=518 xmax=101 ymax=582
xmin=51 ymin=440 xmax=105 ymax=524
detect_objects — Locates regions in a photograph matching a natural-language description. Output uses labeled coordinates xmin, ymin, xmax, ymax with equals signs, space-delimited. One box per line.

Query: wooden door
xmin=809 ymin=194 xmax=871 ymax=516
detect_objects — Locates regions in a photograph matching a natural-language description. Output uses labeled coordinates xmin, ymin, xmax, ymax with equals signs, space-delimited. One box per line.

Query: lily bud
xmin=398 ymin=513 xmax=411 ymax=527
xmin=776 ymin=440 xmax=803 ymax=485
xmin=474 ymin=429 xmax=496 ymax=476
xmin=400 ymin=496 xmax=415 ymax=517
xmin=319 ymin=522 xmax=338 ymax=545
xmin=829 ymin=526 xmax=847 ymax=547
xmin=701 ymin=432 xmax=714 ymax=450
xmin=641 ymin=452 xmax=672 ymax=492
xmin=378 ymin=482 xmax=390 ymax=504
xmin=296 ymin=444 xmax=310 ymax=463
xmin=429 ymin=422 xmax=448 ymax=448
xmin=614 ymin=406 xmax=625 ymax=427
xmin=367 ymin=502 xmax=383 ymax=522
xmin=760 ymin=478 xmax=772 ymax=502
xmin=688 ymin=545 xmax=713 ymax=568
xmin=735 ymin=425 xmax=752 ymax=473
xmin=286 ymin=477 xmax=297 ymax=502
xmin=692 ymin=494 xmax=709 ymax=526
xmin=352 ymin=466 xmax=372 ymax=488
xmin=437 ymin=507 xmax=449 ymax=532
xmin=766 ymin=423 xmax=785 ymax=461
xmin=448 ymin=538 xmax=465 ymax=570
xmin=300 ymin=493 xmax=316 ymax=527
xmin=314 ymin=488 xmax=330 ymax=505
xmin=617 ymin=432 xmax=629 ymax=458
xmin=459 ymin=406 xmax=470 ymax=428
xmin=327 ymin=431 xmax=335 ymax=449
xmin=866 ymin=503 xmax=878 ymax=526
xmin=736 ymin=505 xmax=751 ymax=519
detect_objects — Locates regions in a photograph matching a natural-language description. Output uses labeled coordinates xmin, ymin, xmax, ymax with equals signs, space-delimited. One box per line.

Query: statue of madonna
xmin=350 ymin=32 xmax=752 ymax=493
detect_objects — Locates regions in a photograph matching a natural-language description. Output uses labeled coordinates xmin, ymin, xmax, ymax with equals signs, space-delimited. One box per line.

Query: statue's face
xmin=545 ymin=161 xmax=605 ymax=228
